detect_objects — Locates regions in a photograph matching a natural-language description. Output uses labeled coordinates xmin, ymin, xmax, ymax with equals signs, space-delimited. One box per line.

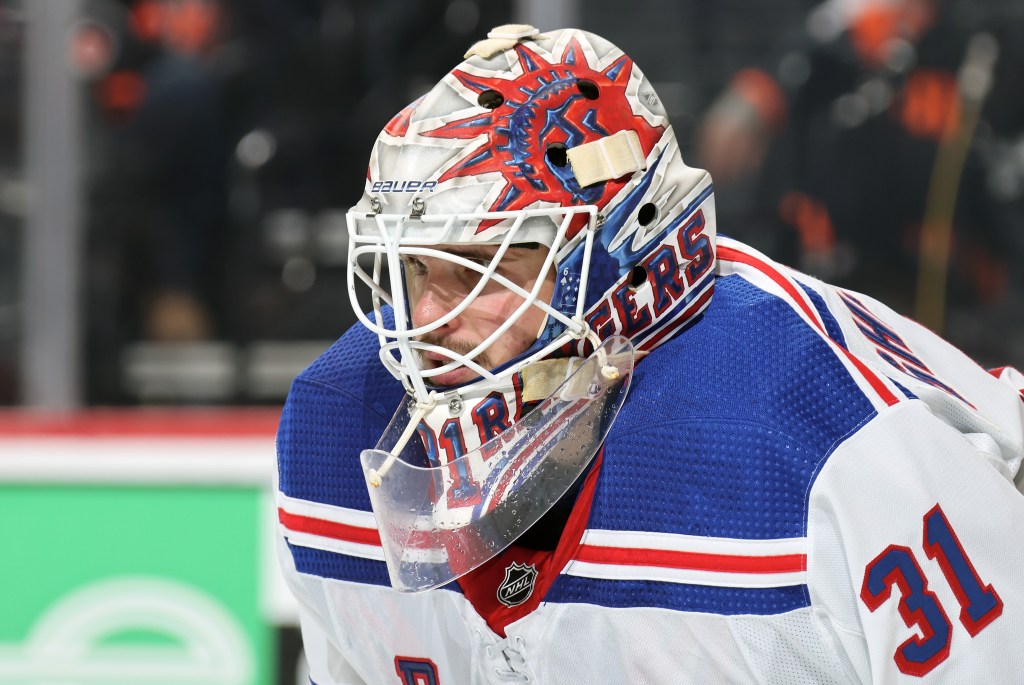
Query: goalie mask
xmin=347 ymin=26 xmax=717 ymax=591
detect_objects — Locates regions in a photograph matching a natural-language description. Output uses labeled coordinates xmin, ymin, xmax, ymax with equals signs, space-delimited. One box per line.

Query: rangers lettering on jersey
xmin=839 ymin=291 xmax=971 ymax=406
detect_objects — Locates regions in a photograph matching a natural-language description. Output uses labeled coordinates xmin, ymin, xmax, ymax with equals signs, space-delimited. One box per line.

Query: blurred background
xmin=1 ymin=0 xmax=1021 ymax=682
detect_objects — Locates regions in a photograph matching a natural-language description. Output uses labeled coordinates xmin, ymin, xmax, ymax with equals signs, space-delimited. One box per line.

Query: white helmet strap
xmin=464 ymin=24 xmax=544 ymax=59
xmin=567 ymin=130 xmax=648 ymax=187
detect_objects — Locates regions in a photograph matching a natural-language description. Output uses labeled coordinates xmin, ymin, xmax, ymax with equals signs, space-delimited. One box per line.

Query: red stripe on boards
xmin=0 ymin=409 xmax=281 ymax=437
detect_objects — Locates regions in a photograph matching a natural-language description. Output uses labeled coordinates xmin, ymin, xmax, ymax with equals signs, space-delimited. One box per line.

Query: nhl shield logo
xmin=497 ymin=562 xmax=538 ymax=608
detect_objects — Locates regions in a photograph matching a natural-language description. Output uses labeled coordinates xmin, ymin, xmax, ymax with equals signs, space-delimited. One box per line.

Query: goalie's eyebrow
xmin=443 ymin=243 xmax=541 ymax=260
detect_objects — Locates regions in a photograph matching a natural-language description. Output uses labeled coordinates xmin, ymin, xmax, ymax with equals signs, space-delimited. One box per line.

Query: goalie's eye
xmin=401 ymin=255 xmax=428 ymax=276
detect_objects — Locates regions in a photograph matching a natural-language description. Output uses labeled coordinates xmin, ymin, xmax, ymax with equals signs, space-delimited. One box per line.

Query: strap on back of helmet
xmin=465 ymin=24 xmax=543 ymax=59
xmin=566 ymin=130 xmax=647 ymax=187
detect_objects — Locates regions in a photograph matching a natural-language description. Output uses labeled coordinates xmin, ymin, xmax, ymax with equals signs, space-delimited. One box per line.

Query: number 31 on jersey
xmin=860 ymin=504 xmax=1003 ymax=677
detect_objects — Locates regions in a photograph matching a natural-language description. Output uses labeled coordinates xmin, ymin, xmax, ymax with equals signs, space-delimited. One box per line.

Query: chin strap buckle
xmin=366 ymin=396 xmax=437 ymax=487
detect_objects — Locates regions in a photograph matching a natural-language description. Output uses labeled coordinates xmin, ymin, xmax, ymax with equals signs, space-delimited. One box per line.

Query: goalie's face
xmin=404 ymin=244 xmax=555 ymax=387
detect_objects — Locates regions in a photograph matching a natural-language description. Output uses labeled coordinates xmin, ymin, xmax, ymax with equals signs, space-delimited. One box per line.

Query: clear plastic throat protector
xmin=361 ymin=336 xmax=634 ymax=592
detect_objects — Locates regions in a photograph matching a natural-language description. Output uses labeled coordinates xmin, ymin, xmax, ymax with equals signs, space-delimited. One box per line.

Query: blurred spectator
xmin=697 ymin=0 xmax=1024 ymax=364
xmin=88 ymin=0 xmax=229 ymax=345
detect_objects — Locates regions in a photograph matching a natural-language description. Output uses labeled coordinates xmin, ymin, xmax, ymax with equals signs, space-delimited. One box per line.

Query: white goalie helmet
xmin=346 ymin=25 xmax=718 ymax=591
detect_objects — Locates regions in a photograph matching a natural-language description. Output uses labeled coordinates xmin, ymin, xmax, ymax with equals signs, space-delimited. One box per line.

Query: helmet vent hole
xmin=546 ymin=143 xmax=569 ymax=168
xmin=576 ymin=79 xmax=600 ymax=100
xmin=478 ymin=89 xmax=504 ymax=109
xmin=637 ymin=202 xmax=658 ymax=226
xmin=629 ymin=265 xmax=648 ymax=289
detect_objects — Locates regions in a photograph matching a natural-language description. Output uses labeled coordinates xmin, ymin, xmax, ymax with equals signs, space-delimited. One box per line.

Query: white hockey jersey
xmin=276 ymin=236 xmax=1024 ymax=684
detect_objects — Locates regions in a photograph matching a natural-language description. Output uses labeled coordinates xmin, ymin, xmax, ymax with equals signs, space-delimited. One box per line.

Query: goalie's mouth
xmin=419 ymin=349 xmax=489 ymax=388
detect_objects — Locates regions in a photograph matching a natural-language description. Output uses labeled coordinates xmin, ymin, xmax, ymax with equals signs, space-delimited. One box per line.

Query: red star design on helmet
xmin=385 ymin=94 xmax=425 ymax=137
xmin=421 ymin=37 xmax=664 ymax=235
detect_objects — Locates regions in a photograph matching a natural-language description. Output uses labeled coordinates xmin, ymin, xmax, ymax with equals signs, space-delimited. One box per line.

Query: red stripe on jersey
xmin=278 ymin=508 xmax=382 ymax=547
xmin=718 ymin=245 xmax=821 ymax=327
xmin=718 ymin=245 xmax=900 ymax=407
xmin=576 ymin=544 xmax=807 ymax=574
xmin=838 ymin=348 xmax=902 ymax=405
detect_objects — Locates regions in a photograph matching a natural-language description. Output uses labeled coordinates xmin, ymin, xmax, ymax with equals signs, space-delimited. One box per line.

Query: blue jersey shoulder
xmin=277 ymin=320 xmax=405 ymax=509
xmin=592 ymin=273 xmax=877 ymax=539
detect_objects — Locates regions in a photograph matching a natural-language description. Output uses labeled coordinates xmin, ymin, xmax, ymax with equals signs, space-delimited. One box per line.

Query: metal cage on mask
xmin=346 ymin=203 xmax=602 ymax=406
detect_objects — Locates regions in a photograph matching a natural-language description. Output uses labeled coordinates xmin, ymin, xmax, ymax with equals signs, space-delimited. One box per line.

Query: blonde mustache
xmin=417 ymin=334 xmax=492 ymax=370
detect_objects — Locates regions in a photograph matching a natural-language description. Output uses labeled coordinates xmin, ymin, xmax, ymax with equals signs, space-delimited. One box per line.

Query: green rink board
xmin=0 ymin=485 xmax=272 ymax=684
